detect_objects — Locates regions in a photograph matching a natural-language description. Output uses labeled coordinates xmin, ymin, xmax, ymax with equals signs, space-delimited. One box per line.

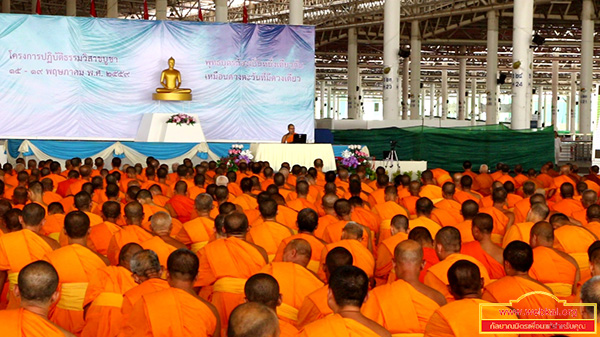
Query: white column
xmin=429 ymin=82 xmax=435 ymax=119
xmin=458 ymin=46 xmax=467 ymax=120
xmin=552 ymin=60 xmax=559 ymax=127
xmin=441 ymin=69 xmax=448 ymax=120
xmin=538 ymin=86 xmax=544 ymax=126
xmin=107 ymin=0 xmax=119 ymax=18
xmin=580 ymin=0 xmax=593 ymax=133
xmin=570 ymin=70 xmax=577 ymax=133
xmin=402 ymin=60 xmax=409 ymax=119
xmin=478 ymin=93 xmax=483 ymax=119
xmin=347 ymin=28 xmax=359 ymax=119
xmin=511 ymin=0 xmax=533 ymax=130
xmin=486 ymin=10 xmax=498 ymax=124
xmin=66 ymin=0 xmax=75 ymax=16
xmin=421 ymin=89 xmax=426 ymax=117
xmin=333 ymin=91 xmax=338 ymax=119
xmin=289 ymin=0 xmax=303 ymax=25
xmin=2 ymin=0 xmax=9 ymax=13
xmin=383 ymin=0 xmax=400 ymax=120
xmin=471 ymin=77 xmax=477 ymax=125
xmin=410 ymin=21 xmax=421 ymax=120
xmin=30 ymin=0 xmax=35 ymax=13
xmin=319 ymin=81 xmax=325 ymax=119
xmin=215 ymin=0 xmax=227 ymax=22
xmin=326 ymin=83 xmax=332 ymax=119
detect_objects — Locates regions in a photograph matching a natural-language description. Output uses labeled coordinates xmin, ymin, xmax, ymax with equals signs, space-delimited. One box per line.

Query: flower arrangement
xmin=166 ymin=113 xmax=196 ymax=126
xmin=336 ymin=144 xmax=375 ymax=179
xmin=218 ymin=144 xmax=253 ymax=171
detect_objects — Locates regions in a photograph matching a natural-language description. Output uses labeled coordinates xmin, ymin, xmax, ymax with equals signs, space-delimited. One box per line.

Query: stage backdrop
xmin=0 ymin=14 xmax=315 ymax=142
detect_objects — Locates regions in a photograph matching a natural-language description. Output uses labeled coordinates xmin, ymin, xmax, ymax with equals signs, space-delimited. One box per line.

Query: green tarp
xmin=332 ymin=125 xmax=554 ymax=173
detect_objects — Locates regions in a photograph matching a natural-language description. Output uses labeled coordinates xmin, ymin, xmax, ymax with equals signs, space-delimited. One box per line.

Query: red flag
xmin=198 ymin=4 xmax=203 ymax=21
xmin=35 ymin=0 xmax=41 ymax=14
xmin=90 ymin=0 xmax=97 ymax=17
xmin=143 ymin=0 xmax=149 ymax=19
xmin=242 ymin=0 xmax=248 ymax=23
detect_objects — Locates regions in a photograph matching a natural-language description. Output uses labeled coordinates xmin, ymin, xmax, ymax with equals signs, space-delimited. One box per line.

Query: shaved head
xmin=342 ymin=222 xmax=363 ymax=240
xmin=394 ymin=239 xmax=423 ymax=265
xmin=588 ymin=204 xmax=600 ymax=221
xmin=461 ymin=200 xmax=479 ymax=219
xmin=150 ymin=211 xmax=172 ymax=234
xmin=582 ymin=190 xmax=598 ymax=208
xmin=195 ymin=193 xmax=214 ymax=212
xmin=244 ymin=273 xmax=280 ymax=309
xmin=435 ymin=226 xmax=461 ymax=254
xmin=325 ymin=247 xmax=353 ymax=279
xmin=18 ymin=261 xmax=59 ymax=304
xmin=118 ymin=242 xmax=143 ymax=269
xmin=530 ymin=221 xmax=554 ymax=247
xmin=448 ymin=260 xmax=483 ymax=300
xmin=322 ymin=193 xmax=339 ymax=210
xmin=228 ymin=302 xmax=279 ymax=337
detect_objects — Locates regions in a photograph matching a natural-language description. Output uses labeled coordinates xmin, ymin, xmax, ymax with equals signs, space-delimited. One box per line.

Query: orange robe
xmin=106 ymin=226 xmax=153 ymax=266
xmin=44 ymin=244 xmax=107 ymax=335
xmin=82 ymin=265 xmax=137 ymax=337
xmin=43 ymin=191 xmax=63 ymax=205
xmin=461 ymin=241 xmax=505 ymax=280
xmin=453 ymin=219 xmax=474 ymax=243
xmin=424 ymin=298 xmax=518 ymax=337
xmin=419 ymin=185 xmax=443 ymax=202
xmin=247 ymin=221 xmax=294 ymax=261
xmin=315 ymin=214 xmax=337 ymax=239
xmin=279 ymin=319 xmax=299 ymax=337
xmin=367 ymin=188 xmax=386 ymax=206
xmin=453 ymin=189 xmax=481 ymax=205
xmin=297 ymin=285 xmax=330 ymax=328
xmin=479 ymin=206 xmax=510 ymax=244
xmin=122 ymin=287 xmax=217 ymax=337
xmin=298 ymin=313 xmax=383 ymax=337
xmin=372 ymin=201 xmax=408 ymax=221
xmin=585 ymin=221 xmax=600 ymax=239
xmin=286 ymin=197 xmax=317 ymax=213
xmin=350 ymin=207 xmax=380 ymax=235
xmin=88 ymin=221 xmax=121 ymax=256
xmin=513 ymin=197 xmax=531 ymax=224
xmin=276 ymin=205 xmax=299 ymax=231
xmin=501 ymin=222 xmax=534 ymax=248
xmin=434 ymin=199 xmax=463 ymax=223
xmin=176 ymin=217 xmax=214 ymax=253
xmin=552 ymin=198 xmax=584 ymax=218
xmin=260 ymin=262 xmax=324 ymax=324
xmin=41 ymin=214 xmax=66 ymax=242
xmin=140 ymin=236 xmax=177 ymax=269
xmin=0 ymin=229 xmax=54 ymax=309
xmin=166 ymin=195 xmax=195 ymax=223
xmin=273 ymin=233 xmax=325 ymax=273
xmin=424 ymin=253 xmax=491 ymax=302
xmin=0 ymin=308 xmax=68 ymax=337
xmin=530 ymin=246 xmax=577 ymax=299
xmin=401 ymin=195 xmax=419 ymax=216
xmin=482 ymin=276 xmax=556 ymax=319
xmin=121 ymin=278 xmax=170 ymax=322
xmin=420 ymin=247 xmax=440 ymax=283
xmin=322 ymin=220 xmax=370 ymax=249
xmin=362 ymin=279 xmax=440 ymax=334
xmin=431 ymin=208 xmax=461 ymax=228
xmin=195 ymin=237 xmax=267 ymax=330
xmin=231 ymin=193 xmax=258 ymax=211
xmin=409 ymin=216 xmax=442 ymax=238
xmin=374 ymin=232 xmax=408 ymax=285
xmin=554 ymin=225 xmax=597 ymax=283
xmin=475 ymin=173 xmax=494 ymax=195
xmin=319 ymin=240 xmax=374 ymax=279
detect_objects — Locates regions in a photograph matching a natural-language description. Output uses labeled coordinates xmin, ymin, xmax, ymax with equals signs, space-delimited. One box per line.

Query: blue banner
xmin=0 ymin=14 xmax=315 ymax=141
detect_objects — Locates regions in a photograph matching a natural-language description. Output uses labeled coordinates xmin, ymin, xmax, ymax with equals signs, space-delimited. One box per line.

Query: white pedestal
xmin=135 ymin=113 xmax=207 ymax=143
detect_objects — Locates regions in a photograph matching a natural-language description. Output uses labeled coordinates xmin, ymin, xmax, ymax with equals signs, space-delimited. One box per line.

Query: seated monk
xmin=122 ymin=249 xmax=220 ymax=337
xmin=322 ymin=199 xmax=372 ymax=251
xmin=248 ymin=198 xmax=294 ymax=261
xmin=424 ymin=260 xmax=518 ymax=336
xmin=453 ymin=200 xmax=478 ymax=243
xmin=363 ymin=240 xmax=446 ymax=334
xmin=529 ymin=221 xmax=579 ymax=300
xmin=106 ymin=201 xmax=153 ymax=266
xmin=297 ymin=247 xmax=353 ymax=328
xmin=409 ymin=197 xmax=442 ymax=238
xmin=479 ymin=187 xmax=515 ymax=245
xmin=319 ymin=222 xmax=375 ymax=280
xmin=573 ymin=189 xmax=598 ymax=226
xmin=482 ymin=241 xmax=556 ymax=319
xmin=375 ymin=214 xmax=409 ymax=286
xmin=367 ymin=175 xmax=390 ymax=207
xmin=41 ymin=202 xmax=66 ymax=242
xmin=502 ymin=195 xmax=548 ymax=248
xmin=140 ymin=211 xmax=186 ymax=269
xmin=43 ymin=211 xmax=109 ymax=335
xmin=408 ymin=227 xmax=439 ymax=282
xmin=401 ymin=181 xmax=421 ymax=217
xmin=372 ymin=186 xmax=409 ymax=221
xmin=454 ymin=175 xmax=482 ymax=204
xmin=164 ymin=181 xmax=195 ymax=223
xmin=502 ymin=181 xmax=523 ymax=208
xmin=581 ymin=277 xmax=600 ymax=334
xmin=474 ymin=164 xmax=494 ymax=196
xmin=586 ymin=204 xmax=600 ymax=238
xmin=81 ymin=243 xmax=142 ymax=337
xmin=462 ymin=213 xmax=505 ymax=280
xmin=513 ymin=181 xmax=537 ymax=223
xmin=176 ymin=193 xmax=214 ymax=253
xmin=259 ymin=239 xmax=324 ymax=325
xmin=435 ymin=182 xmax=463 ymax=224
xmin=0 ymin=261 xmax=76 ymax=337
xmin=281 ymin=124 xmax=296 ymax=144
xmin=552 ymin=182 xmax=584 ymax=217
xmin=424 ymin=226 xmax=491 ymax=302
xmin=88 ymin=201 xmax=122 ymax=256
xmin=228 ymin=302 xmax=280 ymax=337
xmin=155 ymin=57 xmax=191 ymax=93
xmin=286 ymin=181 xmax=317 ymax=213
xmin=550 ymin=213 xmax=598 ymax=283
xmin=419 ymin=170 xmax=443 ymax=203
xmin=244 ymin=274 xmax=298 ymax=337
xmin=232 ymin=178 xmax=258 ymax=211
xmin=298 ymin=266 xmax=391 ymax=337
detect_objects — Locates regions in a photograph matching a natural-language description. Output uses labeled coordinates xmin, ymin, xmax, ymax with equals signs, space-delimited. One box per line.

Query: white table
xmin=251 ymin=143 xmax=337 ymax=172
xmin=372 ymin=160 xmax=428 ymax=180
xmin=135 ymin=113 xmax=207 ymax=143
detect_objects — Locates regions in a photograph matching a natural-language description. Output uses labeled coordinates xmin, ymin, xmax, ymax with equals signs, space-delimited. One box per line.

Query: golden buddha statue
xmin=152 ymin=57 xmax=192 ymax=101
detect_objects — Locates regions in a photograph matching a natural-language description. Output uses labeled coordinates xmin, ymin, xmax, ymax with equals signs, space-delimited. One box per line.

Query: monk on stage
xmin=529 ymin=221 xmax=579 ymax=300
xmin=44 ymin=211 xmax=109 ymax=335
xmin=0 ymin=203 xmax=60 ymax=309
xmin=81 ymin=243 xmax=142 ymax=337
xmin=195 ymin=212 xmax=268 ymax=332
xmin=364 ymin=240 xmax=446 ymax=334
xmin=244 ymin=274 xmax=298 ymax=337
xmin=461 ymin=213 xmax=505 ymax=280
xmin=281 ymin=124 xmax=296 ymax=143
xmin=375 ymin=214 xmax=409 ymax=285
xmin=0 ymin=261 xmax=76 ymax=337
xmin=482 ymin=241 xmax=556 ymax=319
xmin=424 ymin=226 xmax=491 ymax=302
xmin=424 ymin=260 xmax=518 ymax=336
xmin=122 ymin=249 xmax=220 ymax=337
xmin=298 ymin=266 xmax=391 ymax=337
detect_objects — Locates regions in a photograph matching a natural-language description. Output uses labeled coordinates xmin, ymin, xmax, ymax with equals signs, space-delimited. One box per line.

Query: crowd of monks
xmin=2 ymin=155 xmax=600 ymax=336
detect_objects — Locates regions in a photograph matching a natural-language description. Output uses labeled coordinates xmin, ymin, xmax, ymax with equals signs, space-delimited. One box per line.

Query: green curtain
xmin=332 ymin=125 xmax=554 ymax=172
